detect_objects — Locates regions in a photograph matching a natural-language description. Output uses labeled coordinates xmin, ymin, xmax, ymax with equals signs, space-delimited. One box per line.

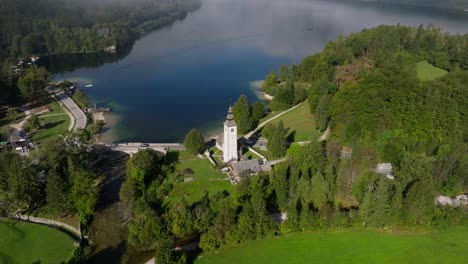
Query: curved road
xmin=49 ymin=89 xmax=87 ymax=130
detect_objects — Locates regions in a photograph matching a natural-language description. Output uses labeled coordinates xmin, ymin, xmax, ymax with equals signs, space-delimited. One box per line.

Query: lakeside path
xmin=244 ymin=102 xmax=305 ymax=139
xmin=49 ymin=89 xmax=87 ymax=130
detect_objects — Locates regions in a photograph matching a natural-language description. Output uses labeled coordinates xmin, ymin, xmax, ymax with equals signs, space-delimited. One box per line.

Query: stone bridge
xmin=107 ymin=143 xmax=185 ymax=156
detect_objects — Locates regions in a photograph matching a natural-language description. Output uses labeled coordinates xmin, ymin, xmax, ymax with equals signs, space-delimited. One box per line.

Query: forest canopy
xmin=0 ymin=0 xmax=201 ymax=59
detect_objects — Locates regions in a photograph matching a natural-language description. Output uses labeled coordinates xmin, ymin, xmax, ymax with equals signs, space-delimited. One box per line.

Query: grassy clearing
xmin=30 ymin=114 xmax=70 ymax=143
xmin=268 ymin=103 xmax=317 ymax=142
xmin=166 ymin=151 xmax=233 ymax=204
xmin=29 ymin=101 xmax=70 ymax=143
xmin=197 ymin=227 xmax=468 ymax=264
xmin=416 ymin=61 xmax=448 ymax=81
xmin=0 ymin=220 xmax=75 ymax=264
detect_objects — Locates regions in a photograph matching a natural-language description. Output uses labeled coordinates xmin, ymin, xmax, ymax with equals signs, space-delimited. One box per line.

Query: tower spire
xmin=226 ymin=104 xmax=234 ymax=120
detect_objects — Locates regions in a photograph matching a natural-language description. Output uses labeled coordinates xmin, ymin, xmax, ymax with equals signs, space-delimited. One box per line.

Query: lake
xmin=45 ymin=0 xmax=468 ymax=143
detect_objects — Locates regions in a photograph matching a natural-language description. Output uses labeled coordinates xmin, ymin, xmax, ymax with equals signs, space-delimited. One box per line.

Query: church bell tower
xmin=223 ymin=106 xmax=238 ymax=163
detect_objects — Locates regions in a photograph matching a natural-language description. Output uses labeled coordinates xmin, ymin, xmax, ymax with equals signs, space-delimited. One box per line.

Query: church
xmin=216 ymin=106 xmax=271 ymax=183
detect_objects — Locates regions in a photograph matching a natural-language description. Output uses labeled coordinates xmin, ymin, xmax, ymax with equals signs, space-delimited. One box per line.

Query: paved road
xmin=54 ymin=91 xmax=87 ymax=130
xmin=48 ymin=89 xmax=87 ymax=130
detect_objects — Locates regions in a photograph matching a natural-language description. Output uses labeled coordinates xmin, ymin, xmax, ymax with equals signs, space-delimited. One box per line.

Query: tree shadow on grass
xmin=165 ymin=151 xmax=180 ymax=166
xmin=287 ymin=130 xmax=296 ymax=142
xmin=42 ymin=120 xmax=65 ymax=129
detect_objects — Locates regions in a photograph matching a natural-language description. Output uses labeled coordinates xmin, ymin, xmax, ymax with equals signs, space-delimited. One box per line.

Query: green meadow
xmin=197 ymin=227 xmax=468 ymax=264
xmin=0 ymin=220 xmax=75 ymax=264
xmin=416 ymin=60 xmax=448 ymax=81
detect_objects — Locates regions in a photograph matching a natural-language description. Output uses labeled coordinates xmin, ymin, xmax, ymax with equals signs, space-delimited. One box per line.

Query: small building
xmin=31 ymin=56 xmax=40 ymax=63
xmin=98 ymin=27 xmax=110 ymax=37
xmin=104 ymin=45 xmax=116 ymax=53
xmin=228 ymin=159 xmax=271 ymax=184
xmin=375 ymin=163 xmax=393 ymax=179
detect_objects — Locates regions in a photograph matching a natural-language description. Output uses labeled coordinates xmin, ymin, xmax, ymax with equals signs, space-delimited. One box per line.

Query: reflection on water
xmin=50 ymin=0 xmax=468 ymax=143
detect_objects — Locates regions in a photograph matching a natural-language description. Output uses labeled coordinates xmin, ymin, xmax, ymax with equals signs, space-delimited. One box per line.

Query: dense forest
xmin=0 ymin=0 xmax=201 ymax=59
xmin=114 ymin=25 xmax=468 ymax=263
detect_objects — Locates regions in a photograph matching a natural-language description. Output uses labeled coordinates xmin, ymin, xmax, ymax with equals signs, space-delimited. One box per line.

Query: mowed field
xmin=30 ymin=101 xmax=70 ymax=143
xmin=196 ymin=227 xmax=468 ymax=264
xmin=0 ymin=220 xmax=75 ymax=264
xmin=166 ymin=151 xmax=233 ymax=204
xmin=268 ymin=103 xmax=318 ymax=142
xmin=416 ymin=61 xmax=448 ymax=81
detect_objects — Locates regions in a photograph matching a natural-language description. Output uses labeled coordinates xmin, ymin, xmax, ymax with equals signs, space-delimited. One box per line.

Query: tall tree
xmin=263 ymin=71 xmax=278 ymax=95
xmin=233 ymin=95 xmax=254 ymax=133
xmin=266 ymin=121 xmax=288 ymax=158
xmin=128 ymin=200 xmax=166 ymax=250
xmin=279 ymin=64 xmax=290 ymax=82
xmin=252 ymin=102 xmax=265 ymax=122
xmin=310 ymin=172 xmax=330 ymax=209
xmin=234 ymin=201 xmax=256 ymax=242
xmin=126 ymin=148 xmax=163 ymax=195
xmin=46 ymin=169 xmax=70 ymax=214
xmin=71 ymin=170 xmax=98 ymax=218
xmin=17 ymin=66 xmax=50 ymax=103
xmin=183 ymin=128 xmax=206 ymax=155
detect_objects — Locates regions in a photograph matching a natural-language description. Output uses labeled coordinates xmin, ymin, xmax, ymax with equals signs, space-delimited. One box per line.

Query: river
xmin=43 ymin=0 xmax=468 ymax=143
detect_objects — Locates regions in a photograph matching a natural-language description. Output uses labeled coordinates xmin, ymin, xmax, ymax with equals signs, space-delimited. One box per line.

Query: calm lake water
xmin=46 ymin=0 xmax=468 ymax=143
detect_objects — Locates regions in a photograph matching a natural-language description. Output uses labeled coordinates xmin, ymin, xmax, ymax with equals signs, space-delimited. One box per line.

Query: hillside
xmin=266 ymin=24 xmax=467 ymax=207
xmin=343 ymin=0 xmax=468 ymax=11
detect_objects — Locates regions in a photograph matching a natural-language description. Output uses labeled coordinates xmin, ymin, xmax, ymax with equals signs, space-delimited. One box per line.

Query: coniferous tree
xmin=315 ymin=94 xmax=331 ymax=131
xmin=263 ymin=71 xmax=278 ymax=95
xmin=279 ymin=64 xmax=290 ymax=82
xmin=310 ymin=172 xmax=330 ymax=209
xmin=46 ymin=169 xmax=70 ymax=214
xmin=235 ymin=202 xmax=256 ymax=242
xmin=271 ymin=162 xmax=289 ymax=211
xmin=359 ymin=183 xmax=375 ymax=225
xmin=252 ymin=102 xmax=265 ymax=122
xmin=233 ymin=95 xmax=254 ymax=133
xmin=370 ymin=178 xmax=393 ymax=226
xmin=267 ymin=121 xmax=288 ymax=158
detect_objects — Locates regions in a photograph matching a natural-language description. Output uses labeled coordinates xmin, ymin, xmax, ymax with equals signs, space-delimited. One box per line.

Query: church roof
xmin=231 ymin=159 xmax=263 ymax=176
xmin=216 ymin=134 xmax=224 ymax=148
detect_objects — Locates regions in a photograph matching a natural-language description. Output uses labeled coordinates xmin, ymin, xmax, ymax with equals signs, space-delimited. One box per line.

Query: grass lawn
xmin=268 ymin=103 xmax=318 ymax=142
xmin=30 ymin=101 xmax=70 ymax=143
xmin=241 ymin=147 xmax=262 ymax=160
xmin=197 ymin=227 xmax=468 ymax=264
xmin=0 ymin=220 xmax=75 ymax=264
xmin=253 ymin=147 xmax=271 ymax=159
xmin=30 ymin=114 xmax=70 ymax=143
xmin=166 ymin=152 xmax=233 ymax=204
xmin=416 ymin=60 xmax=448 ymax=81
